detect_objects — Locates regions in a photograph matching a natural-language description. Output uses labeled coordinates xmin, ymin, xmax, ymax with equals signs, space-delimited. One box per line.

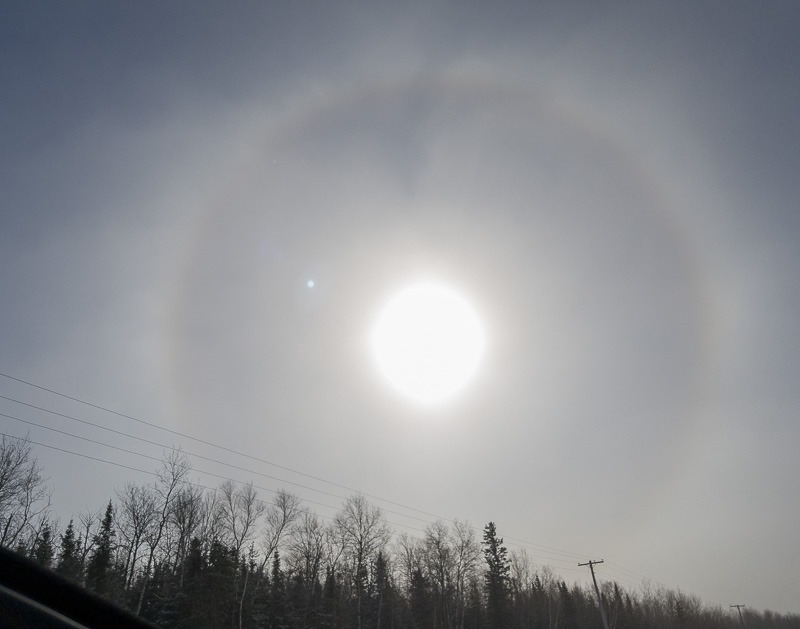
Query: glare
xmin=371 ymin=282 xmax=485 ymax=405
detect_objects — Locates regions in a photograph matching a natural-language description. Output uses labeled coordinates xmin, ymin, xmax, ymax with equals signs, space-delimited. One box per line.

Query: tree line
xmin=1 ymin=435 xmax=798 ymax=628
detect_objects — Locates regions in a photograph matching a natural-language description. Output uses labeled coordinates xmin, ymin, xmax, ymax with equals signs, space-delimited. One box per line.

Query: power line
xmin=1 ymin=372 xmax=688 ymax=586
xmin=0 ymin=365 xmax=713 ymax=598
xmin=0 ymin=431 xmax=429 ymax=535
xmin=0 ymin=403 xmax=433 ymax=525
xmin=0 ymin=372 xmax=653 ymax=580
xmin=0 ymin=417 xmax=434 ymax=529
xmin=0 ymin=430 xmax=592 ymax=570
xmin=0 ymin=431 xmax=331 ymax=526
xmin=504 ymin=535 xmax=589 ymax=561
xmin=0 ymin=404 xmax=348 ymax=503
xmin=0 ymin=368 xmax=758 ymax=607
xmin=590 ymin=564 xmax=644 ymax=590
xmin=0 ymin=372 xmax=453 ymax=521
xmin=0 ymin=424 xmax=648 ymax=582
xmin=0 ymin=422 xmax=341 ymax=514
xmin=0 ymin=431 xmax=158 ymax=479
xmin=0 ymin=419 xmax=591 ymax=575
xmin=0 ymin=371 xmax=590 ymax=561
xmin=0 ymin=405 xmax=587 ymax=568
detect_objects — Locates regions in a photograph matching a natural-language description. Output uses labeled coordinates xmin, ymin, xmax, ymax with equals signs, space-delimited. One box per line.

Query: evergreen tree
xmin=269 ymin=550 xmax=287 ymax=628
xmin=463 ymin=576 xmax=484 ymax=629
xmin=321 ymin=566 xmax=339 ymax=629
xmin=56 ymin=519 xmax=83 ymax=583
xmin=203 ymin=539 xmax=237 ymax=627
xmin=287 ymin=570 xmax=306 ymax=627
xmin=558 ymin=580 xmax=579 ymax=629
xmin=370 ymin=551 xmax=393 ymax=629
xmin=530 ymin=573 xmax=549 ymax=628
xmin=482 ymin=522 xmax=510 ymax=628
xmin=140 ymin=561 xmax=172 ymax=625
xmin=252 ymin=568 xmax=271 ymax=629
xmin=238 ymin=545 xmax=263 ymax=629
xmin=85 ymin=500 xmax=116 ymax=598
xmin=33 ymin=520 xmax=55 ymax=568
xmin=177 ymin=537 xmax=205 ymax=628
xmin=408 ymin=568 xmax=433 ymax=629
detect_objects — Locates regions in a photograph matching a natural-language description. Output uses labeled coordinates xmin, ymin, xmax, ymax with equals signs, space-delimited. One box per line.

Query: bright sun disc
xmin=371 ymin=282 xmax=485 ymax=405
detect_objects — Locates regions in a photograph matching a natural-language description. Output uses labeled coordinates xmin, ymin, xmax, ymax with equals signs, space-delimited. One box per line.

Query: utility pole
xmin=731 ymin=604 xmax=746 ymax=626
xmin=579 ymin=559 xmax=609 ymax=629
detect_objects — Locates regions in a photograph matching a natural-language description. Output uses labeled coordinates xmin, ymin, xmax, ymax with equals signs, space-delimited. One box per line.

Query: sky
xmin=2 ymin=1 xmax=799 ymax=615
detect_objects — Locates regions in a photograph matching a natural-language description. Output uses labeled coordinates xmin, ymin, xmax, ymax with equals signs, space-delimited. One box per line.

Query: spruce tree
xmin=372 ymin=551 xmax=393 ymax=629
xmin=558 ymin=580 xmax=579 ymax=629
xmin=482 ymin=522 xmax=510 ymax=628
xmin=177 ymin=537 xmax=204 ymax=627
xmin=322 ymin=565 xmax=341 ymax=628
xmin=269 ymin=550 xmax=287 ymax=628
xmin=409 ymin=568 xmax=433 ymax=629
xmin=85 ymin=500 xmax=116 ymax=598
xmin=33 ymin=520 xmax=55 ymax=568
xmin=56 ymin=519 xmax=83 ymax=583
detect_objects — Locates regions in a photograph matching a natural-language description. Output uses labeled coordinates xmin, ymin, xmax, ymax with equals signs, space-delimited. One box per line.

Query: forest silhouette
xmin=1 ymin=436 xmax=798 ymax=628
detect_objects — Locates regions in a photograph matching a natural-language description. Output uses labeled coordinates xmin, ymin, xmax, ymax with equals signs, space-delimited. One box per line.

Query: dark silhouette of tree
xmin=85 ymin=500 xmax=117 ymax=598
xmin=408 ymin=567 xmax=433 ymax=629
xmin=463 ymin=575 xmax=484 ymax=629
xmin=204 ymin=538 xmax=238 ymax=627
xmin=321 ymin=565 xmax=340 ymax=628
xmin=236 ymin=544 xmax=266 ymax=629
xmin=115 ymin=481 xmax=156 ymax=591
xmin=335 ymin=494 xmax=391 ymax=629
xmin=135 ymin=449 xmax=190 ymax=615
xmin=176 ymin=536 xmax=205 ymax=627
xmin=32 ymin=519 xmax=55 ymax=568
xmin=140 ymin=561 xmax=179 ymax=627
xmin=482 ymin=522 xmax=510 ymax=628
xmin=0 ymin=435 xmax=50 ymax=549
xmin=558 ymin=580 xmax=579 ymax=629
xmin=286 ymin=510 xmax=325 ymax=626
xmin=369 ymin=550 xmax=394 ymax=629
xmin=268 ymin=550 xmax=288 ymax=628
xmin=10 ymin=448 xmax=800 ymax=629
xmin=56 ymin=518 xmax=83 ymax=583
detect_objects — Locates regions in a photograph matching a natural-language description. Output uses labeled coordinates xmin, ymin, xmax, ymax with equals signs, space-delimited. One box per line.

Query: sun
xmin=371 ymin=282 xmax=486 ymax=405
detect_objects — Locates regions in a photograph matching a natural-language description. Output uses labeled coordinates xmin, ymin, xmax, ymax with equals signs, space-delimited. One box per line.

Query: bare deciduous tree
xmin=335 ymin=494 xmax=391 ymax=629
xmin=259 ymin=489 xmax=301 ymax=568
xmin=218 ymin=480 xmax=272 ymax=629
xmin=236 ymin=488 xmax=300 ymax=628
xmin=0 ymin=435 xmax=50 ymax=549
xmin=287 ymin=510 xmax=326 ymax=588
xmin=135 ymin=449 xmax=190 ymax=615
xmin=424 ymin=520 xmax=455 ymax=626
xmin=393 ymin=532 xmax=423 ymax=594
xmin=170 ymin=483 xmax=205 ymax=584
xmin=451 ymin=519 xmax=480 ymax=629
xmin=116 ymin=482 xmax=157 ymax=589
xmin=219 ymin=481 xmax=265 ymax=559
xmin=197 ymin=487 xmax=223 ymax=546
xmin=77 ymin=507 xmax=101 ymax=570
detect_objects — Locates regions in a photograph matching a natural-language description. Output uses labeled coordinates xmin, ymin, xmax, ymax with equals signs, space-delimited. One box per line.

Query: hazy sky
xmin=2 ymin=1 xmax=799 ymax=614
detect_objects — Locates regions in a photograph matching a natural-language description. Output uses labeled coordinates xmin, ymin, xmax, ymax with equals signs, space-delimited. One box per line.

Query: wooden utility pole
xmin=579 ymin=559 xmax=609 ymax=629
xmin=731 ymin=604 xmax=746 ymax=626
